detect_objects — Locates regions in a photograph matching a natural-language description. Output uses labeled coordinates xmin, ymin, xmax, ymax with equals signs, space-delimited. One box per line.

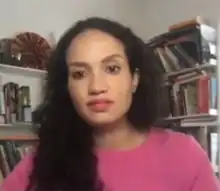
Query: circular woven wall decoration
xmin=11 ymin=32 xmax=52 ymax=70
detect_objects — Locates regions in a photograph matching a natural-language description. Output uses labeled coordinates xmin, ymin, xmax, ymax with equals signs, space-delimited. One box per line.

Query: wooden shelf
xmin=0 ymin=63 xmax=47 ymax=78
xmin=165 ymin=63 xmax=216 ymax=78
xmin=164 ymin=109 xmax=217 ymax=121
xmin=161 ymin=109 xmax=218 ymax=127
xmin=181 ymin=121 xmax=218 ymax=127
xmin=0 ymin=123 xmax=37 ymax=140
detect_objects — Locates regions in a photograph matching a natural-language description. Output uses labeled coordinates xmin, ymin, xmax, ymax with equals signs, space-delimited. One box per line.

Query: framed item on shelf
xmin=10 ymin=32 xmax=52 ymax=70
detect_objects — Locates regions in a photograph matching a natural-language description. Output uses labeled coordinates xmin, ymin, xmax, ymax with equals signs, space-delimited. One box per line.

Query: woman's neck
xmin=94 ymin=119 xmax=147 ymax=151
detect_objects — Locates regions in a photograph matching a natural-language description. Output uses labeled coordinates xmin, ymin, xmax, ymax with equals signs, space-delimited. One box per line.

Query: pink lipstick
xmin=87 ymin=99 xmax=114 ymax=112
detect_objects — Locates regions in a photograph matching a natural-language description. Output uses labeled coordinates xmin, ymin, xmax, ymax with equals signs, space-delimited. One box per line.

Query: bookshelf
xmin=0 ymin=65 xmax=46 ymax=110
xmin=0 ymin=65 xmax=45 ymax=139
xmin=0 ymin=64 xmax=44 ymax=181
xmin=148 ymin=17 xmax=220 ymax=175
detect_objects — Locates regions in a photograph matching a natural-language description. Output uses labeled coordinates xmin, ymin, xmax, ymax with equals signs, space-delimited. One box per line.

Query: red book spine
xmin=197 ymin=76 xmax=210 ymax=113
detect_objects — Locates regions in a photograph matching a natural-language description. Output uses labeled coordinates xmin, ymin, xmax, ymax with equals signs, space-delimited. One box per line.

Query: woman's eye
xmin=71 ymin=71 xmax=87 ymax=79
xmin=106 ymin=65 xmax=121 ymax=74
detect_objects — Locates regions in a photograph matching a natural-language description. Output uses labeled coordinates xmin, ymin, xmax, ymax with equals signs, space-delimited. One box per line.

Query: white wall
xmin=142 ymin=0 xmax=220 ymax=40
xmin=0 ymin=0 xmax=146 ymax=42
xmin=0 ymin=0 xmax=146 ymax=112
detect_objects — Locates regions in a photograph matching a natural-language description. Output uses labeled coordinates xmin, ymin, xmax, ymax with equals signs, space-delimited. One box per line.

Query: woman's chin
xmin=84 ymin=114 xmax=118 ymax=128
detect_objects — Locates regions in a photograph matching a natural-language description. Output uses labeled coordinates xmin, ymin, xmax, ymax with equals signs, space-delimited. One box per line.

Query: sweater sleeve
xmin=0 ymin=153 xmax=33 ymax=191
xmin=188 ymin=137 xmax=220 ymax=191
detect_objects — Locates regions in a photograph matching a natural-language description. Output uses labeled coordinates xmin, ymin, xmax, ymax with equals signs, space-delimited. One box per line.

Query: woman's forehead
xmin=66 ymin=29 xmax=126 ymax=63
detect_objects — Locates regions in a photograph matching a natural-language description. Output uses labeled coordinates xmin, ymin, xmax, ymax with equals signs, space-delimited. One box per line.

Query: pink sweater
xmin=0 ymin=128 xmax=219 ymax=191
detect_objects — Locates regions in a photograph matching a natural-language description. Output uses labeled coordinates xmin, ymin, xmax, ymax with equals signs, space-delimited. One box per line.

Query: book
xmin=168 ymin=16 xmax=208 ymax=31
xmin=166 ymin=74 xmax=216 ymax=117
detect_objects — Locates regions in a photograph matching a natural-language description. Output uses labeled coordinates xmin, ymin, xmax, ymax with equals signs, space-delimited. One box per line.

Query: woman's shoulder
xmin=150 ymin=127 xmax=203 ymax=152
xmin=149 ymin=127 xmax=210 ymax=168
xmin=0 ymin=152 xmax=35 ymax=191
xmin=150 ymin=128 xmax=220 ymax=190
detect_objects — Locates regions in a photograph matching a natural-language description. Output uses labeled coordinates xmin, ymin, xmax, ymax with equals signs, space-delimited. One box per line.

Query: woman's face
xmin=66 ymin=29 xmax=139 ymax=127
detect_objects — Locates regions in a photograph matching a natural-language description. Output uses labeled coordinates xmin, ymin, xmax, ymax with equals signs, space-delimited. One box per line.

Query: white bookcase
xmin=0 ymin=64 xmax=46 ymax=140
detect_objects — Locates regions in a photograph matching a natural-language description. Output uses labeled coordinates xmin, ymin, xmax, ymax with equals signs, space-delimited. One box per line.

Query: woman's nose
xmin=88 ymin=74 xmax=108 ymax=95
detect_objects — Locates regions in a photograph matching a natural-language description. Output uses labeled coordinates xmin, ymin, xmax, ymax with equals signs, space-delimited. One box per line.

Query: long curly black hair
xmin=26 ymin=17 xmax=165 ymax=191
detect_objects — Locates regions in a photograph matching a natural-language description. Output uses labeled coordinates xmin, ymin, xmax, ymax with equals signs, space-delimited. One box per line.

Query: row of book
xmin=164 ymin=74 xmax=217 ymax=117
xmin=0 ymin=82 xmax=32 ymax=124
xmin=0 ymin=141 xmax=34 ymax=183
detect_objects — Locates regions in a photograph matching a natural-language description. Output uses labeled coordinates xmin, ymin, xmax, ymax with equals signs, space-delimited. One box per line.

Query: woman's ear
xmin=132 ymin=68 xmax=140 ymax=93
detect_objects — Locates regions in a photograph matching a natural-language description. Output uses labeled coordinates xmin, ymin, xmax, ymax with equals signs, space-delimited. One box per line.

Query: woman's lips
xmin=87 ymin=99 xmax=114 ymax=112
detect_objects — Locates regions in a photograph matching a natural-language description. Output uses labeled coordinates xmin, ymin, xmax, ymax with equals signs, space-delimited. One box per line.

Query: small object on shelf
xmin=22 ymin=105 xmax=32 ymax=123
xmin=168 ymin=16 xmax=208 ymax=31
xmin=17 ymin=86 xmax=31 ymax=122
xmin=0 ymin=115 xmax=5 ymax=124
xmin=10 ymin=32 xmax=52 ymax=70
xmin=3 ymin=83 xmax=19 ymax=124
xmin=0 ymin=38 xmax=14 ymax=65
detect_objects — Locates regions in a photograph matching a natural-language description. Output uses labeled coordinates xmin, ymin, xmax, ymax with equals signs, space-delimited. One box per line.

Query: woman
xmin=0 ymin=17 xmax=219 ymax=191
